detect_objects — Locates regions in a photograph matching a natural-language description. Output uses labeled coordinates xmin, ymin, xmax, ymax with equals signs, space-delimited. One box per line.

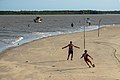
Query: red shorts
xmin=84 ymin=58 xmax=91 ymax=62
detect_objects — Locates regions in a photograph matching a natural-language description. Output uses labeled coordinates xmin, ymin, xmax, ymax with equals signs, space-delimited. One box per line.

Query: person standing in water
xmin=81 ymin=50 xmax=95 ymax=68
xmin=71 ymin=23 xmax=74 ymax=27
xmin=62 ymin=41 xmax=80 ymax=60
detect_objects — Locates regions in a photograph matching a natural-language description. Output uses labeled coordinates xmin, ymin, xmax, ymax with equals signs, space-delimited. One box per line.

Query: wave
xmin=11 ymin=37 xmax=23 ymax=44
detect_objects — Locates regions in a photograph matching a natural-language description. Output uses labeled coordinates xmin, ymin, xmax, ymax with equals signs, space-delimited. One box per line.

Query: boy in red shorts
xmin=81 ymin=50 xmax=95 ymax=68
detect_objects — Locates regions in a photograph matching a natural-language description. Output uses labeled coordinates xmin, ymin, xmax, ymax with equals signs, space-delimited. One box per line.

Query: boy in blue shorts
xmin=62 ymin=41 xmax=80 ymax=60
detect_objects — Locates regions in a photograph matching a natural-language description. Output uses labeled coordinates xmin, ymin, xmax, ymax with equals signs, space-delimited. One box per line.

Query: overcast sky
xmin=0 ymin=0 xmax=120 ymax=11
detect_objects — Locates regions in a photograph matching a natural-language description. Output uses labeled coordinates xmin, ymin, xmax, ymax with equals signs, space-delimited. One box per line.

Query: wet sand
xmin=0 ymin=25 xmax=120 ymax=80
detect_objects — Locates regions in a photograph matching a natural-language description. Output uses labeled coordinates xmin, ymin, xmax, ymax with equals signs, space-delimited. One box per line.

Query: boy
xmin=62 ymin=41 xmax=80 ymax=60
xmin=81 ymin=50 xmax=95 ymax=68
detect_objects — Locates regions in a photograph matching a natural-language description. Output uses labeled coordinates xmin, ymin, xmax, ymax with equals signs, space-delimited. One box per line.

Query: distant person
xmin=34 ymin=16 xmax=42 ymax=23
xmin=71 ymin=23 xmax=74 ymax=27
xmin=86 ymin=18 xmax=91 ymax=26
xmin=28 ymin=24 xmax=30 ymax=27
xmin=79 ymin=20 xmax=81 ymax=23
xmin=62 ymin=41 xmax=80 ymax=60
xmin=81 ymin=50 xmax=95 ymax=68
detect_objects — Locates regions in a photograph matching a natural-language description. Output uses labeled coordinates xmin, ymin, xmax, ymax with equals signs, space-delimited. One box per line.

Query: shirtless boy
xmin=62 ymin=41 xmax=80 ymax=60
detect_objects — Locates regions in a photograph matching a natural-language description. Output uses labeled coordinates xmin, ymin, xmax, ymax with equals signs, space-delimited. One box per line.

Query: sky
xmin=0 ymin=0 xmax=120 ymax=11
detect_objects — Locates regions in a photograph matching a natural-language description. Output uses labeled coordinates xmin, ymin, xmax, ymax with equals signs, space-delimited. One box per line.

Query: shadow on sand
xmin=47 ymin=67 xmax=89 ymax=72
xmin=28 ymin=60 xmax=90 ymax=72
xmin=29 ymin=60 xmax=66 ymax=64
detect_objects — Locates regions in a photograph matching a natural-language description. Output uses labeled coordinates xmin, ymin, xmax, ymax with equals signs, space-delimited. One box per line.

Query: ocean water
xmin=0 ymin=14 xmax=120 ymax=53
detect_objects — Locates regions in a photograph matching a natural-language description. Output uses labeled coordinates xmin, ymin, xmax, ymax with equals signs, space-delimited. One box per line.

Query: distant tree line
xmin=0 ymin=10 xmax=120 ymax=15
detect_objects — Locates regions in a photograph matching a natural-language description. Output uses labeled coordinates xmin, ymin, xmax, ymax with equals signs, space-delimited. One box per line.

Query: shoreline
xmin=0 ymin=25 xmax=120 ymax=80
xmin=0 ymin=25 xmax=101 ymax=54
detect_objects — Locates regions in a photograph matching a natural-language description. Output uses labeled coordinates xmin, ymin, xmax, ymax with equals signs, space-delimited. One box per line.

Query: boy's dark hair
xmin=84 ymin=50 xmax=87 ymax=53
xmin=70 ymin=41 xmax=72 ymax=43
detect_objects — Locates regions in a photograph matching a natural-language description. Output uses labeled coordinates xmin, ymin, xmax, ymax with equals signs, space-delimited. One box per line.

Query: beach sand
xmin=0 ymin=25 xmax=120 ymax=80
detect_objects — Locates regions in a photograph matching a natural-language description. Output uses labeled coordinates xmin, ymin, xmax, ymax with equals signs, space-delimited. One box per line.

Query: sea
xmin=0 ymin=14 xmax=120 ymax=53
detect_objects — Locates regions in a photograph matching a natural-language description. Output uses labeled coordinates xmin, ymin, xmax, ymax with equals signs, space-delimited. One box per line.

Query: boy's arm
xmin=81 ymin=54 xmax=84 ymax=58
xmin=62 ymin=44 xmax=69 ymax=49
xmin=88 ymin=55 xmax=93 ymax=60
xmin=73 ymin=45 xmax=80 ymax=49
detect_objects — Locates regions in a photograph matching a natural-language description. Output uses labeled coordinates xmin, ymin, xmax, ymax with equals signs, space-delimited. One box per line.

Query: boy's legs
xmin=67 ymin=53 xmax=70 ymax=60
xmin=85 ymin=61 xmax=91 ymax=68
xmin=84 ymin=58 xmax=91 ymax=68
xmin=89 ymin=61 xmax=93 ymax=66
xmin=89 ymin=61 xmax=95 ymax=67
xmin=71 ymin=53 xmax=73 ymax=60
xmin=68 ymin=50 xmax=73 ymax=60
xmin=87 ymin=59 xmax=95 ymax=67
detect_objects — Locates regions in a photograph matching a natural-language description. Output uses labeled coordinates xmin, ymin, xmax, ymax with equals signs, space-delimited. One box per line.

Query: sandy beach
xmin=0 ymin=25 xmax=120 ymax=80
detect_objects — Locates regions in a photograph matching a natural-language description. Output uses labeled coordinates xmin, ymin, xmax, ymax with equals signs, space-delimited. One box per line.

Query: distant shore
xmin=0 ymin=10 xmax=120 ymax=15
